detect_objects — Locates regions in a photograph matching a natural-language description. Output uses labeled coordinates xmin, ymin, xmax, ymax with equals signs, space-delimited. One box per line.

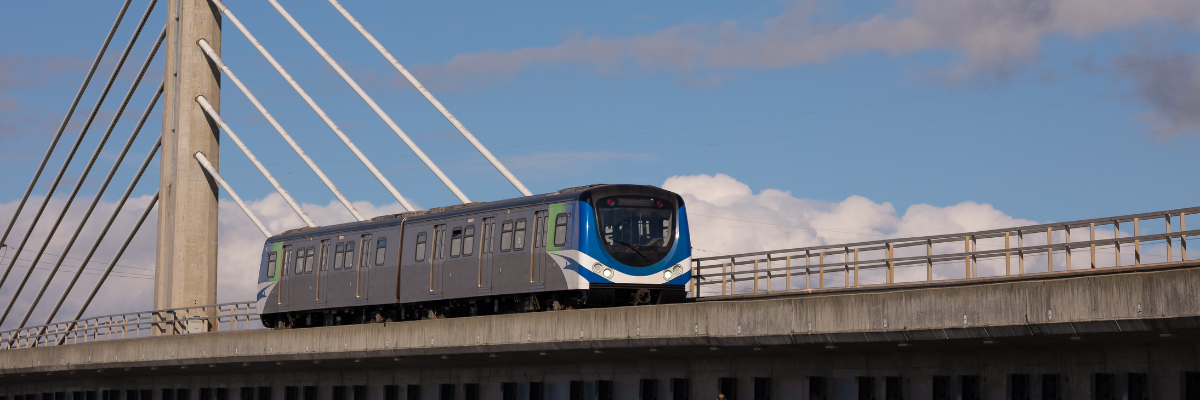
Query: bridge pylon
xmin=155 ymin=0 xmax=222 ymax=334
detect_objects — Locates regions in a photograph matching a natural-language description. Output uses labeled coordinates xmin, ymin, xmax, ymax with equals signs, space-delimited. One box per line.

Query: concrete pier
xmin=155 ymin=0 xmax=222 ymax=331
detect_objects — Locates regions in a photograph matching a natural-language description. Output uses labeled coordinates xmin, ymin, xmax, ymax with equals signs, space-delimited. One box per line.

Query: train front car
xmin=566 ymin=185 xmax=692 ymax=305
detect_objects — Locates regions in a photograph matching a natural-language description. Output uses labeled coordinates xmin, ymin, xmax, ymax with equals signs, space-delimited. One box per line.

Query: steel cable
xmin=56 ymin=192 xmax=159 ymax=344
xmin=326 ymin=0 xmax=532 ymax=197
xmin=196 ymin=39 xmax=364 ymax=222
xmin=40 ymin=137 xmax=161 ymax=328
xmin=268 ymin=0 xmax=471 ymax=204
xmin=0 ymin=23 xmax=164 ymax=326
xmin=209 ymin=0 xmax=416 ymax=212
xmin=0 ymin=0 xmax=134 ymax=259
xmin=0 ymin=0 xmax=159 ymax=295
xmin=13 ymin=82 xmax=163 ymax=330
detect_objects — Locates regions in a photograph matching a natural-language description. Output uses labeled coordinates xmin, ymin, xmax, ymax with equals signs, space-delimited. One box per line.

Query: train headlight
xmin=592 ymin=263 xmax=605 ymax=274
xmin=602 ymin=268 xmax=614 ymax=279
xmin=663 ymin=270 xmax=674 ymax=280
xmin=672 ymin=264 xmax=683 ymax=275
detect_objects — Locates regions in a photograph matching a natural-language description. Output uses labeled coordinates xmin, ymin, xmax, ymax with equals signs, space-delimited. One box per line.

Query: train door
xmin=531 ymin=211 xmax=548 ymax=287
xmin=317 ymin=239 xmax=330 ymax=303
xmin=279 ymin=245 xmax=292 ymax=308
xmin=357 ymin=234 xmax=371 ymax=302
xmin=478 ymin=217 xmax=496 ymax=292
xmin=432 ymin=225 xmax=446 ymax=296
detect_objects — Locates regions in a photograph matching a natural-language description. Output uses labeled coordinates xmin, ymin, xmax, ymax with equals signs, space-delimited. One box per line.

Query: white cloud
xmin=664 ymin=173 xmax=1045 ymax=290
xmin=417 ymin=0 xmax=1200 ymax=90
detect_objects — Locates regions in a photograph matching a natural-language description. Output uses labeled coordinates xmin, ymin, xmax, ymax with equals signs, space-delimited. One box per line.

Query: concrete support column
xmin=156 ymin=0 xmax=221 ymax=334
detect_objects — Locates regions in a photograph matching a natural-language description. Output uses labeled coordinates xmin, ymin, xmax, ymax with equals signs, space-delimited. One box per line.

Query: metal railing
xmin=692 ymin=206 xmax=1198 ymax=298
xmin=0 ymin=301 xmax=258 ymax=350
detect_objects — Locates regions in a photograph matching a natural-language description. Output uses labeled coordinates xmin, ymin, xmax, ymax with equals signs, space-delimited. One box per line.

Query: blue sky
xmin=2 ymin=0 xmax=1199 ymax=225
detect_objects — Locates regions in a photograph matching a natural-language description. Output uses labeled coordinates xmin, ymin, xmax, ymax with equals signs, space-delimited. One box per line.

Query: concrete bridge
xmin=4 ymin=260 xmax=1199 ymax=399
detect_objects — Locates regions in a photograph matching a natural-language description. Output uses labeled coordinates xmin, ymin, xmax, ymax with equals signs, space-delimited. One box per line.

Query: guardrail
xmin=691 ymin=206 xmax=1198 ymax=297
xmin=0 ymin=301 xmax=258 ymax=350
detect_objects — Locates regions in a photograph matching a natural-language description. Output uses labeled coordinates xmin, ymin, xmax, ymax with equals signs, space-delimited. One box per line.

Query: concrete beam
xmin=2 ymin=261 xmax=1198 ymax=374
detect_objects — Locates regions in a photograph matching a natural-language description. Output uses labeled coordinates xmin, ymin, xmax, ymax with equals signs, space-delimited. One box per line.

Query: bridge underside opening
xmin=4 ymin=333 xmax=1200 ymax=400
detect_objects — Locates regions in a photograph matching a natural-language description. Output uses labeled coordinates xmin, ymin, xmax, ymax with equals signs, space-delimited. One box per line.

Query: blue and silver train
xmin=256 ymin=184 xmax=691 ymax=328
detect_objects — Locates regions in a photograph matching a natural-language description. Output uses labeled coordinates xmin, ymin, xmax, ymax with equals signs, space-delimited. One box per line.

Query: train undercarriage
xmin=260 ymin=284 xmax=688 ymax=329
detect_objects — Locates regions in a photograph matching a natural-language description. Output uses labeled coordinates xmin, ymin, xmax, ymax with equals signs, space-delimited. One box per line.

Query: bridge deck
xmin=3 ymin=260 xmax=1198 ymax=374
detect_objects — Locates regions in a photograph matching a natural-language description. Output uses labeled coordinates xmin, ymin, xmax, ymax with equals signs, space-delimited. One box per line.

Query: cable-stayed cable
xmin=209 ymin=0 xmax=416 ymax=212
xmin=327 ymin=0 xmax=532 ymax=197
xmin=13 ymin=83 xmax=163 ymax=330
xmin=58 ymin=191 xmax=159 ymax=341
xmin=196 ymin=39 xmax=364 ymax=222
xmin=268 ymin=0 xmax=471 ymax=204
xmin=39 ymin=137 xmax=160 ymax=328
xmin=0 ymin=0 xmax=159 ymax=295
xmin=196 ymin=95 xmax=314 ymax=227
xmin=0 ymin=22 xmax=164 ymax=326
xmin=195 ymin=152 xmax=272 ymax=237
xmin=0 ymin=0 xmax=134 ymax=252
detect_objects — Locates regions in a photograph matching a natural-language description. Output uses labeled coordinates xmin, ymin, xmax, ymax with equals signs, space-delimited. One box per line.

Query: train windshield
xmin=595 ymin=195 xmax=675 ymax=267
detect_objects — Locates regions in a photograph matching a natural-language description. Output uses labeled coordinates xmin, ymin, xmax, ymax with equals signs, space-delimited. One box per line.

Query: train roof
xmin=266 ymin=184 xmax=675 ymax=243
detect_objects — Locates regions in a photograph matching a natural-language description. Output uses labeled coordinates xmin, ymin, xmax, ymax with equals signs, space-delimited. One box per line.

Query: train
xmin=255 ymin=184 xmax=692 ymax=328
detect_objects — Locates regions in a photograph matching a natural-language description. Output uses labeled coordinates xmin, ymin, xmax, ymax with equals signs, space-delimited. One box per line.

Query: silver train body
xmin=255 ymin=184 xmax=692 ymax=328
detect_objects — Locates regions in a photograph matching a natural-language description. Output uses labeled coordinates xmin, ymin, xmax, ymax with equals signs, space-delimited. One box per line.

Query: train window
xmin=334 ymin=244 xmax=345 ymax=270
xmin=554 ymin=214 xmax=568 ymax=247
xmin=463 ymin=225 xmax=475 ymax=256
xmin=360 ymin=236 xmax=371 ymax=268
xmin=320 ymin=241 xmax=330 ymax=271
xmin=305 ymin=247 xmax=315 ymax=273
xmin=376 ymin=238 xmax=387 ymax=266
xmin=267 ymin=252 xmax=277 ymax=278
xmin=500 ymin=220 xmax=513 ymax=252
xmin=482 ymin=219 xmax=495 ymax=254
xmin=514 ymin=219 xmax=527 ymax=250
xmin=534 ymin=215 xmax=544 ymax=249
xmin=450 ymin=228 xmax=463 ymax=258
xmin=282 ymin=246 xmax=292 ymax=276
xmin=415 ymin=233 xmax=427 ymax=262
xmin=345 ymin=242 xmax=356 ymax=268
xmin=295 ymin=247 xmax=306 ymax=275
xmin=435 ymin=228 xmax=445 ymax=260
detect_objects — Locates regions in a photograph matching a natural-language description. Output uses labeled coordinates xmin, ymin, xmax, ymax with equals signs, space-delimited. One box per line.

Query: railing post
xmin=752 ymin=259 xmax=759 ymax=293
xmin=1018 ymin=230 xmax=1025 ymax=275
xmin=784 ymin=256 xmax=791 ymax=291
xmin=1047 ymin=227 xmax=1054 ymax=272
xmin=1134 ymin=217 xmax=1141 ymax=265
xmin=729 ymin=257 xmax=736 ymax=294
xmin=1004 ymin=232 xmax=1011 ymax=276
xmin=1182 ymin=213 xmax=1188 ymax=261
xmin=886 ymin=244 xmax=894 ymax=284
xmin=765 ymin=254 xmax=772 ymax=293
xmin=1114 ymin=221 xmax=1121 ymax=267
xmin=1166 ymin=214 xmax=1173 ymax=262
xmin=805 ymin=250 xmax=811 ymax=290
xmin=844 ymin=247 xmax=851 ymax=288
xmin=964 ymin=234 xmax=974 ymax=277
xmin=926 ymin=239 xmax=933 ymax=282
xmin=1090 ymin=223 xmax=1096 ymax=269
xmin=691 ymin=261 xmax=699 ymax=298
xmin=1065 ymin=225 xmax=1072 ymax=271
xmin=964 ymin=236 xmax=970 ymax=278
xmin=853 ymin=248 xmax=860 ymax=287
xmin=819 ymin=252 xmax=825 ymax=289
